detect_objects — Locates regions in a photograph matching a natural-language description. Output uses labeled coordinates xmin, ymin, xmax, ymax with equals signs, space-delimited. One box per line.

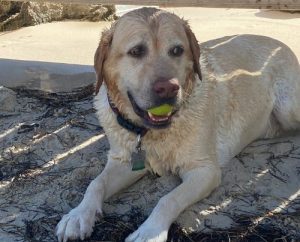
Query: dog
xmin=56 ymin=7 xmax=300 ymax=242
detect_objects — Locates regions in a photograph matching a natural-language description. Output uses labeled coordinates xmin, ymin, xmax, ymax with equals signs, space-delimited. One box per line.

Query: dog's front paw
xmin=125 ymin=222 xmax=168 ymax=242
xmin=56 ymin=205 xmax=101 ymax=242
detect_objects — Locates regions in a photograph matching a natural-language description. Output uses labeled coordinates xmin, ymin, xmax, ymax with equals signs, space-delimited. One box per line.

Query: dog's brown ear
xmin=94 ymin=27 xmax=114 ymax=94
xmin=184 ymin=22 xmax=202 ymax=81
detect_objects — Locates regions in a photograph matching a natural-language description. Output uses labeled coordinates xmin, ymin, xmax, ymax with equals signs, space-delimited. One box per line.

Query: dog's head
xmin=94 ymin=7 xmax=201 ymax=128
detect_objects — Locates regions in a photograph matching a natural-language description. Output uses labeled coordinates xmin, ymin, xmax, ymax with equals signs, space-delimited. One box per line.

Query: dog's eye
xmin=128 ymin=44 xmax=147 ymax=58
xmin=169 ymin=45 xmax=184 ymax=57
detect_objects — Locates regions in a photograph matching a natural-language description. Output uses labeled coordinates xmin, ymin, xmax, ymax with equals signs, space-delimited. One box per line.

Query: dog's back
xmin=200 ymin=35 xmax=300 ymax=165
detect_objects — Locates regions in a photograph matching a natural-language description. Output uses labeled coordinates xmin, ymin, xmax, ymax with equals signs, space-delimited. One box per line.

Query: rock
xmin=0 ymin=1 xmax=116 ymax=32
xmin=0 ymin=1 xmax=13 ymax=14
xmin=0 ymin=2 xmax=22 ymax=28
xmin=62 ymin=4 xmax=116 ymax=21
xmin=0 ymin=59 xmax=95 ymax=102
xmin=0 ymin=86 xmax=17 ymax=112
xmin=281 ymin=10 xmax=300 ymax=13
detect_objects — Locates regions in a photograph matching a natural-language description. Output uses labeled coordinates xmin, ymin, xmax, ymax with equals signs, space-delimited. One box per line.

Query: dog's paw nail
xmin=56 ymin=207 xmax=97 ymax=242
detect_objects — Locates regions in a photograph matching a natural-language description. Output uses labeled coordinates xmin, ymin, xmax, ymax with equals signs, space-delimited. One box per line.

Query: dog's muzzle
xmin=127 ymin=92 xmax=178 ymax=128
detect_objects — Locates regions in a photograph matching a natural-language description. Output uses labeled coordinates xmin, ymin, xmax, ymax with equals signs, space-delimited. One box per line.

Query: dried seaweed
xmin=1 ymin=90 xmax=299 ymax=242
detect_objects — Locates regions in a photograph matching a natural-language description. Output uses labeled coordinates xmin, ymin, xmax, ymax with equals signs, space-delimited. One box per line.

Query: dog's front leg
xmin=126 ymin=163 xmax=221 ymax=242
xmin=56 ymin=158 xmax=147 ymax=242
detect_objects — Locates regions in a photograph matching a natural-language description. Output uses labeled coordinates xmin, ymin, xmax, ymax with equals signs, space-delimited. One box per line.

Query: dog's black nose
xmin=153 ymin=78 xmax=179 ymax=99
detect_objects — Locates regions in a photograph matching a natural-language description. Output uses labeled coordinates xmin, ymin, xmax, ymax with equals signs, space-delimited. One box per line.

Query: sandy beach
xmin=1 ymin=8 xmax=300 ymax=65
xmin=0 ymin=7 xmax=300 ymax=242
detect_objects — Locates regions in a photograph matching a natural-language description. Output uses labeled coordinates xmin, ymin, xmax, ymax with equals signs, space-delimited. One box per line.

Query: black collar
xmin=107 ymin=95 xmax=148 ymax=137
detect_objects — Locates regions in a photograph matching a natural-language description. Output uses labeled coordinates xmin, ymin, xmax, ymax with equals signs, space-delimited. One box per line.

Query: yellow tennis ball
xmin=147 ymin=104 xmax=173 ymax=116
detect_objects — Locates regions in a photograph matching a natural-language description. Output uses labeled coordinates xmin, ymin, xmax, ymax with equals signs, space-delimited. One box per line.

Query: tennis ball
xmin=147 ymin=104 xmax=173 ymax=116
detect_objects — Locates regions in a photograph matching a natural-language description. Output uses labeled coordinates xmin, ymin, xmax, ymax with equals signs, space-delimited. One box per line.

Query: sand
xmin=0 ymin=8 xmax=300 ymax=64
xmin=0 ymin=7 xmax=300 ymax=242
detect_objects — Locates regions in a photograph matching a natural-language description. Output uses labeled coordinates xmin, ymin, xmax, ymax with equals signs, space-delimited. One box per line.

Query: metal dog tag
xmin=131 ymin=149 xmax=146 ymax=171
xmin=131 ymin=134 xmax=146 ymax=171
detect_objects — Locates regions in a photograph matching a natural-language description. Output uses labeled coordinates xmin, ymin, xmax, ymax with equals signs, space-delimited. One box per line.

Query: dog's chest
xmin=142 ymin=121 xmax=197 ymax=175
xmin=143 ymin=137 xmax=179 ymax=175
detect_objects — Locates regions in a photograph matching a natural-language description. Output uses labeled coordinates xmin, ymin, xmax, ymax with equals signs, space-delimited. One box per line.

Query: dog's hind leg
xmin=273 ymin=61 xmax=300 ymax=132
xmin=56 ymin=158 xmax=147 ymax=242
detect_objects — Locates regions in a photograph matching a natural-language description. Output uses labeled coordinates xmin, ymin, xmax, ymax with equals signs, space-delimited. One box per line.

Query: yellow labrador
xmin=56 ymin=7 xmax=300 ymax=242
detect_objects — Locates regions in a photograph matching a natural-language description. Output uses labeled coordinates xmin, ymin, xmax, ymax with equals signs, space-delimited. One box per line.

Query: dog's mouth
xmin=128 ymin=93 xmax=177 ymax=128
